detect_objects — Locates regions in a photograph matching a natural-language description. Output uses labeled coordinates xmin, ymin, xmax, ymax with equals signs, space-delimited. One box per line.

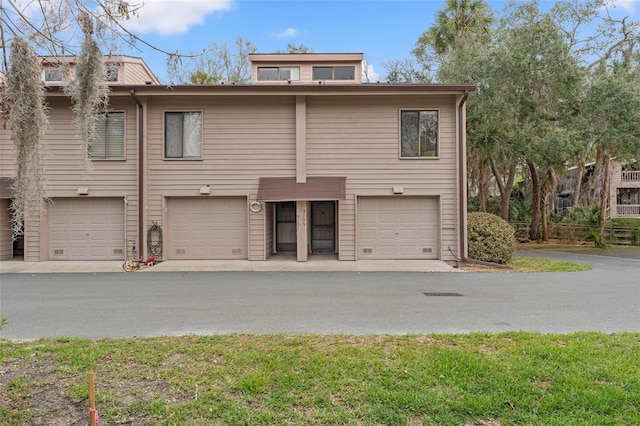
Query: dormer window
xmin=105 ymin=66 xmax=118 ymax=82
xmin=257 ymin=66 xmax=300 ymax=81
xmin=312 ymin=66 xmax=355 ymax=81
xmin=44 ymin=69 xmax=63 ymax=82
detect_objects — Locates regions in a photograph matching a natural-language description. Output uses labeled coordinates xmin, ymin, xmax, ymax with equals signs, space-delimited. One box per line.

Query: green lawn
xmin=511 ymin=256 xmax=592 ymax=272
xmin=1 ymin=333 xmax=638 ymax=425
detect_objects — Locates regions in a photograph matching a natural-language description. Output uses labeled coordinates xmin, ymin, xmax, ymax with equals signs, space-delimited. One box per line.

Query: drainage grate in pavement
xmin=423 ymin=292 xmax=463 ymax=297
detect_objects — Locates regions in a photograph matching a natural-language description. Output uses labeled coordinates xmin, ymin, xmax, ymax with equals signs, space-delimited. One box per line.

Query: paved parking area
xmin=1 ymin=249 xmax=638 ymax=339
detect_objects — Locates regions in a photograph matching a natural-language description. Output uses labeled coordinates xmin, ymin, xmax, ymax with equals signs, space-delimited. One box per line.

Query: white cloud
xmin=611 ymin=0 xmax=639 ymax=12
xmin=362 ymin=62 xmax=382 ymax=83
xmin=275 ymin=27 xmax=301 ymax=39
xmin=125 ymin=0 xmax=234 ymax=35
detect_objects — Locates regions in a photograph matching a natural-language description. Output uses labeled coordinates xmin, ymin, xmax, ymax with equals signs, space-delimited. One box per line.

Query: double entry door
xmin=275 ymin=201 xmax=335 ymax=253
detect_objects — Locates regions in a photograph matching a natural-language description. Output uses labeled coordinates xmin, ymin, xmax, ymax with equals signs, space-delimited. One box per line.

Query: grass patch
xmin=511 ymin=256 xmax=592 ymax=272
xmin=1 ymin=333 xmax=638 ymax=425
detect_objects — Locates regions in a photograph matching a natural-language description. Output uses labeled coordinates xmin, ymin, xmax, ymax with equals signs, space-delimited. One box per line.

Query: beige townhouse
xmin=0 ymin=53 xmax=474 ymax=264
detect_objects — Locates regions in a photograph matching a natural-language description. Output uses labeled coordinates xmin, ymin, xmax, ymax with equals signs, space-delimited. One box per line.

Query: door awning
xmin=257 ymin=177 xmax=346 ymax=202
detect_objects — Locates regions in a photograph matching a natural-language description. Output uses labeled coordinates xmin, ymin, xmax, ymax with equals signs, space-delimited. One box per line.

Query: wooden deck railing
xmin=511 ymin=221 xmax=640 ymax=245
xmin=617 ymin=204 xmax=640 ymax=216
xmin=621 ymin=170 xmax=640 ymax=182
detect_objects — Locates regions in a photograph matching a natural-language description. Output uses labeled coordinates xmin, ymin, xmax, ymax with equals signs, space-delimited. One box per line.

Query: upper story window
xmin=258 ymin=66 xmax=300 ymax=81
xmin=43 ymin=68 xmax=63 ymax=82
xmin=400 ymin=110 xmax=439 ymax=158
xmin=91 ymin=112 xmax=125 ymax=159
xmin=617 ymin=188 xmax=639 ymax=205
xmin=164 ymin=112 xmax=202 ymax=159
xmin=105 ymin=66 xmax=119 ymax=82
xmin=312 ymin=66 xmax=355 ymax=80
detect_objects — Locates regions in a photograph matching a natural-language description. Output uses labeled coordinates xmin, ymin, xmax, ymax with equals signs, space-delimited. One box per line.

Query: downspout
xmin=457 ymin=91 xmax=469 ymax=264
xmin=130 ymin=90 xmax=144 ymax=260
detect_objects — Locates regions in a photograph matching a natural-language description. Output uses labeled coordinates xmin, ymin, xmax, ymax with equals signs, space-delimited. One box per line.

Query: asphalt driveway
xmin=1 ymin=250 xmax=638 ymax=339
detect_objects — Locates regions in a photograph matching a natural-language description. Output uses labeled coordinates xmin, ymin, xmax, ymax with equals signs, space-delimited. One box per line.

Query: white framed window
xmin=105 ymin=66 xmax=119 ymax=82
xmin=43 ymin=68 xmax=63 ymax=82
xmin=312 ymin=66 xmax=355 ymax=80
xmin=400 ymin=110 xmax=439 ymax=158
xmin=257 ymin=66 xmax=300 ymax=81
xmin=164 ymin=111 xmax=202 ymax=159
xmin=91 ymin=112 xmax=125 ymax=159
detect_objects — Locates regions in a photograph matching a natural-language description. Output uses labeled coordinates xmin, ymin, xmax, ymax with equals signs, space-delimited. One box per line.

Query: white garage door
xmin=49 ymin=198 xmax=125 ymax=260
xmin=167 ymin=197 xmax=247 ymax=260
xmin=357 ymin=197 xmax=439 ymax=259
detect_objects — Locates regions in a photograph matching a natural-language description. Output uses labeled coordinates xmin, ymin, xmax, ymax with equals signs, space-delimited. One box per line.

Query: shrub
xmin=468 ymin=212 xmax=516 ymax=264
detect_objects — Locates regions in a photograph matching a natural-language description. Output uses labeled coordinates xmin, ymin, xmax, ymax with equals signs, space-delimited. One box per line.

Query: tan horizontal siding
xmin=125 ymin=196 xmax=138 ymax=260
xmin=0 ymin=199 xmax=12 ymax=260
xmin=122 ymin=62 xmax=155 ymax=85
xmin=248 ymin=204 xmax=265 ymax=260
xmin=42 ymin=98 xmax=138 ymax=198
xmin=0 ymin=129 xmax=16 ymax=176
xmin=305 ymin=95 xmax=460 ymax=261
xmin=145 ymin=96 xmax=296 ymax=207
xmin=24 ymin=206 xmax=42 ymax=261
xmin=338 ymin=195 xmax=356 ymax=260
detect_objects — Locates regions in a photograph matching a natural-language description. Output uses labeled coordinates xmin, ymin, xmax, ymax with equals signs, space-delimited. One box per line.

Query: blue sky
xmin=119 ymin=0 xmax=640 ymax=83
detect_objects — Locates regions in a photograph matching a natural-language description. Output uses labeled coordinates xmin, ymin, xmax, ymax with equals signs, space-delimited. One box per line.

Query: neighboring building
xmin=0 ymin=53 xmax=474 ymax=264
xmin=610 ymin=161 xmax=640 ymax=219
xmin=556 ymin=160 xmax=640 ymax=219
xmin=39 ymin=55 xmax=159 ymax=86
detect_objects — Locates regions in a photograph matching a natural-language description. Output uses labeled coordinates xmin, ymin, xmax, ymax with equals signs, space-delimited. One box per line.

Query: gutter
xmin=130 ymin=90 xmax=144 ymax=259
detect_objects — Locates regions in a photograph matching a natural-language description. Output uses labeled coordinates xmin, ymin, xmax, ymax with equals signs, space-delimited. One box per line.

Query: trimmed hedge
xmin=468 ymin=212 xmax=516 ymax=264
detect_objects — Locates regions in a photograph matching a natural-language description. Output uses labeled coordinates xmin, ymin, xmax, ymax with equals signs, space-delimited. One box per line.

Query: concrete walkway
xmin=0 ymin=255 xmax=458 ymax=274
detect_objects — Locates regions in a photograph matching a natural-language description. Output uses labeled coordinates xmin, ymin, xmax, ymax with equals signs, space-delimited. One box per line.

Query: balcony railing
xmin=617 ymin=204 xmax=640 ymax=216
xmin=621 ymin=170 xmax=640 ymax=182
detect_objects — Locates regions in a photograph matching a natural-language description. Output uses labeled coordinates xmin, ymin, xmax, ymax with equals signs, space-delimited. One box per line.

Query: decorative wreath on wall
xmin=250 ymin=201 xmax=263 ymax=213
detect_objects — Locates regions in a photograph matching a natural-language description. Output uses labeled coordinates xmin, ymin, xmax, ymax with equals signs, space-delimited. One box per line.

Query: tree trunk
xmin=573 ymin=162 xmax=584 ymax=208
xmin=541 ymin=195 xmax=549 ymax=241
xmin=540 ymin=168 xmax=557 ymax=242
xmin=477 ymin=154 xmax=487 ymax=212
xmin=597 ymin=153 xmax=611 ymax=248
xmin=490 ymin=158 xmax=517 ymax=220
xmin=527 ymin=159 xmax=541 ymax=241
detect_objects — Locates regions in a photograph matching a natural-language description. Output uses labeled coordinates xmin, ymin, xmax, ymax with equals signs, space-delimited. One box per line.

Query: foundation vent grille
xmin=423 ymin=292 xmax=463 ymax=297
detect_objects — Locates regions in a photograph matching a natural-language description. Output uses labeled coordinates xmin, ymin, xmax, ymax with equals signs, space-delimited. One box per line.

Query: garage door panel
xmin=357 ymin=197 xmax=439 ymax=260
xmin=168 ymin=197 xmax=247 ymax=260
xmin=70 ymin=231 xmax=86 ymax=241
xmin=90 ymin=247 xmax=106 ymax=257
xmin=91 ymin=215 xmax=107 ymax=226
xmin=70 ymin=215 xmax=87 ymax=225
xmin=49 ymin=198 xmax=124 ymax=260
xmin=379 ymin=245 xmax=396 ymax=256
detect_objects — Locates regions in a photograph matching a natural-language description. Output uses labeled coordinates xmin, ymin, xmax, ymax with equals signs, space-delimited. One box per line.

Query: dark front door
xmin=311 ymin=201 xmax=335 ymax=253
xmin=276 ymin=202 xmax=296 ymax=252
